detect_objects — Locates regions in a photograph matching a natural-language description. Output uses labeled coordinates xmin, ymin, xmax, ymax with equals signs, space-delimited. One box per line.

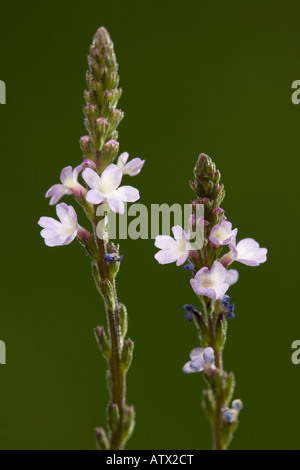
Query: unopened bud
xmin=94 ymin=326 xmax=111 ymax=360
xmin=95 ymin=427 xmax=109 ymax=450
xmin=107 ymin=403 xmax=120 ymax=433
xmin=103 ymin=139 xmax=119 ymax=163
xmin=121 ymin=339 xmax=134 ymax=372
xmin=80 ymin=135 xmax=94 ymax=159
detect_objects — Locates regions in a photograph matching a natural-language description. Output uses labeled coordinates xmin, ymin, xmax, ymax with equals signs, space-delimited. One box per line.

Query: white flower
xmin=46 ymin=165 xmax=86 ymax=205
xmin=38 ymin=203 xmax=78 ymax=247
xmin=154 ymin=226 xmax=191 ymax=266
xmin=229 ymin=238 xmax=267 ymax=266
xmin=190 ymin=261 xmax=229 ymax=300
xmin=82 ymin=164 xmax=140 ymax=214
xmin=117 ymin=152 xmax=145 ymax=176
xmin=209 ymin=220 xmax=237 ymax=246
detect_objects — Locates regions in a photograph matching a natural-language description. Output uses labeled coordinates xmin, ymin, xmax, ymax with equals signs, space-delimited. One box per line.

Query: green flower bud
xmin=94 ymin=326 xmax=111 ymax=360
xmin=95 ymin=427 xmax=109 ymax=450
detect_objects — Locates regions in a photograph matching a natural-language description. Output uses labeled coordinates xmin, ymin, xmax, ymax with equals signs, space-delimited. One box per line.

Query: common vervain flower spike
xmin=38 ymin=27 xmax=144 ymax=450
xmin=155 ymin=153 xmax=267 ymax=450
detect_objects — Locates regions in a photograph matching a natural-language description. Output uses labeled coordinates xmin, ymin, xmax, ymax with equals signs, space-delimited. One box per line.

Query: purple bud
xmin=82 ymin=158 xmax=96 ymax=169
xmin=212 ymin=206 xmax=223 ymax=215
xmin=202 ymin=197 xmax=211 ymax=204
xmin=80 ymin=136 xmax=94 ymax=160
xmin=103 ymin=140 xmax=120 ymax=162
xmin=77 ymin=226 xmax=90 ymax=241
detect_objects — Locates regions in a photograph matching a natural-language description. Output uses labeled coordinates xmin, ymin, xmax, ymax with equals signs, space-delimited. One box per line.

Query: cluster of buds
xmin=154 ymin=153 xmax=267 ymax=450
xmin=38 ymin=27 xmax=145 ymax=450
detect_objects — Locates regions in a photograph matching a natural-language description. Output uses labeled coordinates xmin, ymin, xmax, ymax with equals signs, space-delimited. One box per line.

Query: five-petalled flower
xmin=183 ymin=347 xmax=216 ymax=375
xmin=209 ymin=220 xmax=237 ymax=246
xmin=154 ymin=226 xmax=191 ymax=266
xmin=82 ymin=164 xmax=140 ymax=214
xmin=38 ymin=203 xmax=79 ymax=247
xmin=117 ymin=152 xmax=145 ymax=176
xmin=190 ymin=261 xmax=229 ymax=300
xmin=46 ymin=164 xmax=88 ymax=205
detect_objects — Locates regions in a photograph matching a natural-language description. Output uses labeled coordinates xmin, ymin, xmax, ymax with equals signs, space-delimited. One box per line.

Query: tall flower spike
xmin=39 ymin=27 xmax=140 ymax=451
xmin=190 ymin=153 xmax=225 ymax=225
xmin=154 ymin=151 xmax=266 ymax=450
xmin=84 ymin=27 xmax=124 ymax=171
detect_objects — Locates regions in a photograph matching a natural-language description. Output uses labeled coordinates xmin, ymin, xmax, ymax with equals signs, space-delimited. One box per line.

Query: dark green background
xmin=1 ymin=0 xmax=299 ymax=450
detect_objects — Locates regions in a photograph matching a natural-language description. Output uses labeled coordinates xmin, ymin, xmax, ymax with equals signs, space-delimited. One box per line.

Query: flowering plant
xmin=155 ymin=153 xmax=267 ymax=450
xmin=38 ymin=27 xmax=144 ymax=450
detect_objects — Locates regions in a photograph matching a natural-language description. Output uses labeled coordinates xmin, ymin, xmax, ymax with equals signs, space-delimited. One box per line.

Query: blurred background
xmin=0 ymin=0 xmax=299 ymax=450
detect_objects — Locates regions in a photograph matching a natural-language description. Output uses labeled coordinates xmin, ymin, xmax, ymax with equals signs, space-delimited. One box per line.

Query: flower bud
xmin=103 ymin=139 xmax=119 ymax=164
xmin=119 ymin=303 xmax=128 ymax=338
xmin=94 ymin=117 xmax=109 ymax=150
xmin=107 ymin=403 xmax=120 ymax=433
xmin=121 ymin=339 xmax=134 ymax=372
xmin=80 ymin=135 xmax=94 ymax=159
xmin=122 ymin=405 xmax=135 ymax=444
xmin=94 ymin=326 xmax=111 ymax=360
xmin=232 ymin=399 xmax=243 ymax=412
xmin=95 ymin=427 xmax=109 ymax=450
xmin=84 ymin=104 xmax=98 ymax=122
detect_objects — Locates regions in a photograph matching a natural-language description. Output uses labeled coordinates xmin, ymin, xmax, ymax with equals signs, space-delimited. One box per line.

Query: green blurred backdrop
xmin=0 ymin=0 xmax=299 ymax=450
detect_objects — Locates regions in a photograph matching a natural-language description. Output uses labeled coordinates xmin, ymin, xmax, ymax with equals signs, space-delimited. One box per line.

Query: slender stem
xmin=212 ymin=347 xmax=224 ymax=451
xmin=93 ymin=212 xmax=127 ymax=450
xmin=207 ymin=304 xmax=225 ymax=451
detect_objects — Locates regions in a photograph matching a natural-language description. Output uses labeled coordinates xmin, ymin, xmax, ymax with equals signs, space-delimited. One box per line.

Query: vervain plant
xmin=38 ymin=27 xmax=145 ymax=450
xmin=154 ymin=153 xmax=267 ymax=450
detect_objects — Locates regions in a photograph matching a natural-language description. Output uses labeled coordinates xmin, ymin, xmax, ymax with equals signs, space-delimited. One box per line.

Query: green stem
xmin=212 ymin=348 xmax=224 ymax=451
xmin=93 ymin=213 xmax=127 ymax=450
xmin=207 ymin=305 xmax=225 ymax=451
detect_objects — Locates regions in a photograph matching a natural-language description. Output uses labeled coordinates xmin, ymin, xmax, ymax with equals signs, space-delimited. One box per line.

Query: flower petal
xmin=172 ymin=225 xmax=187 ymax=241
xmin=123 ymin=158 xmax=145 ymax=176
xmin=46 ymin=184 xmax=70 ymax=205
xmin=190 ymin=348 xmax=204 ymax=360
xmin=182 ymin=360 xmax=203 ymax=374
xmin=176 ymin=252 xmax=189 ymax=266
xmin=82 ymin=168 xmax=102 ymax=189
xmin=114 ymin=185 xmax=140 ymax=202
xmin=101 ymin=164 xmax=123 ymax=192
xmin=209 ymin=260 xmax=227 ymax=283
xmin=38 ymin=217 xmax=61 ymax=229
xmin=86 ymin=190 xmax=105 ymax=205
xmin=154 ymin=249 xmax=178 ymax=264
xmin=225 ymin=269 xmax=239 ymax=286
xmin=117 ymin=152 xmax=129 ymax=168
xmin=56 ymin=203 xmax=70 ymax=225
xmin=154 ymin=235 xmax=176 ymax=249
xmin=203 ymin=347 xmax=215 ymax=365
xmin=106 ymin=197 xmax=125 ymax=214
xmin=190 ymin=278 xmax=203 ymax=295
xmin=60 ymin=166 xmax=73 ymax=184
